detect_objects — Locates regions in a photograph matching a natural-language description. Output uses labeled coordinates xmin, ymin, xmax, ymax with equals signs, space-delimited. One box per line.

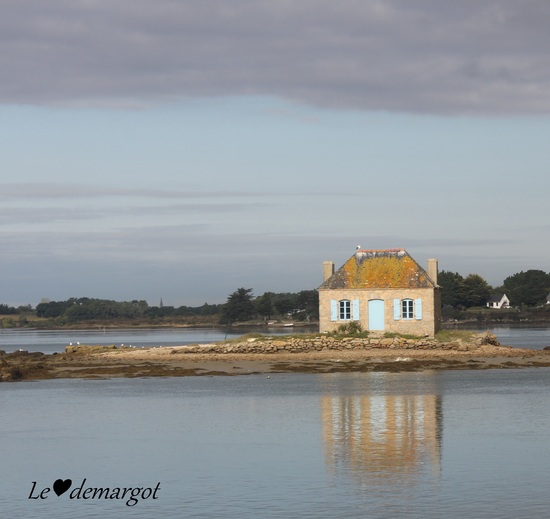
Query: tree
xmin=199 ymin=303 xmax=223 ymax=316
xmin=221 ymin=288 xmax=255 ymax=323
xmin=503 ymin=270 xmax=550 ymax=306
xmin=296 ymin=290 xmax=319 ymax=320
xmin=273 ymin=293 xmax=296 ymax=317
xmin=438 ymin=271 xmax=467 ymax=307
xmin=255 ymin=292 xmax=275 ymax=320
xmin=0 ymin=304 xmax=18 ymax=315
xmin=36 ymin=300 xmax=70 ymax=318
xmin=438 ymin=271 xmax=492 ymax=308
xmin=462 ymin=274 xmax=492 ymax=308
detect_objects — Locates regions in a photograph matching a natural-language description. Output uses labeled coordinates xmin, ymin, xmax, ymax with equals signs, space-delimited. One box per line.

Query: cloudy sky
xmin=2 ymin=0 xmax=549 ymax=306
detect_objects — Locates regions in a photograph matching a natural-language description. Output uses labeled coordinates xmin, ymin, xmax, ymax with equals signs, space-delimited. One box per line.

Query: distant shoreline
xmin=0 ymin=321 xmax=320 ymax=331
xmin=4 ymin=318 xmax=550 ymax=332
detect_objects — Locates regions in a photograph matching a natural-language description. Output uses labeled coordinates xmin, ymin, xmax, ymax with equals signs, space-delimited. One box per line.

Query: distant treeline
xmin=0 ymin=304 xmax=19 ymax=315
xmin=0 ymin=304 xmax=33 ymax=315
xmin=2 ymin=267 xmax=548 ymax=327
xmin=34 ymin=297 xmax=223 ymax=322
xmin=26 ymin=289 xmax=319 ymax=324
xmin=221 ymin=289 xmax=319 ymax=323
xmin=440 ymin=268 xmax=550 ymax=309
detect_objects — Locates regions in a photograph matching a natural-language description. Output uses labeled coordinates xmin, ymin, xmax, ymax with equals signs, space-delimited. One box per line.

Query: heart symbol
xmin=53 ymin=479 xmax=72 ymax=496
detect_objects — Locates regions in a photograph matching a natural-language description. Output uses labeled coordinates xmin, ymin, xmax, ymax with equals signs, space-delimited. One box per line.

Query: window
xmin=393 ymin=298 xmax=423 ymax=320
xmin=402 ymin=299 xmax=414 ymax=319
xmin=339 ymin=300 xmax=351 ymax=320
xmin=330 ymin=299 xmax=360 ymax=321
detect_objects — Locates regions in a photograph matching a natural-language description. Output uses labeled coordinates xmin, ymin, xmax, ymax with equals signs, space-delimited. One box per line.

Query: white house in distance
xmin=486 ymin=293 xmax=510 ymax=309
xmin=318 ymin=248 xmax=441 ymax=337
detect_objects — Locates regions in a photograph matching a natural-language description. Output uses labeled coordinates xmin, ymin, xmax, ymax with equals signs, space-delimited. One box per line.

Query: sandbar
xmin=2 ymin=342 xmax=550 ymax=382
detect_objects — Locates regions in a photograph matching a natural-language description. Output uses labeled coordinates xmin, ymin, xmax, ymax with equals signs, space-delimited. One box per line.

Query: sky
xmin=1 ymin=0 xmax=550 ymax=307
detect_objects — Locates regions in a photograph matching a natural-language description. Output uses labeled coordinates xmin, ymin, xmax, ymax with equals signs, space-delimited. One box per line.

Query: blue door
xmin=368 ymin=299 xmax=385 ymax=331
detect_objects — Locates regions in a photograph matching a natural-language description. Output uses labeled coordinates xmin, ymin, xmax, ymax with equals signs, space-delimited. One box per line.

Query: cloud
xmin=0 ymin=223 xmax=543 ymax=304
xmin=0 ymin=182 xmax=361 ymax=201
xmin=0 ymin=181 xmax=371 ymax=231
xmin=0 ymin=225 xmax=517 ymax=266
xmin=0 ymin=202 xmax=269 ymax=226
xmin=0 ymin=183 xmax=274 ymax=226
xmin=0 ymin=183 xmax=255 ymax=200
xmin=2 ymin=1 xmax=550 ymax=114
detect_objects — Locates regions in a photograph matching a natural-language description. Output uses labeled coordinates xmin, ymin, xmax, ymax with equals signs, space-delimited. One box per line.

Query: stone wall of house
xmin=171 ymin=332 xmax=499 ymax=355
xmin=319 ymin=288 xmax=439 ymax=337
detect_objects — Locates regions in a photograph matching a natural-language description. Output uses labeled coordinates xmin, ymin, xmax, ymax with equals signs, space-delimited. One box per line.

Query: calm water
xmin=460 ymin=325 xmax=550 ymax=350
xmin=1 ymin=325 xmax=550 ymax=354
xmin=0 ymin=326 xmax=315 ymax=354
xmin=2 ymin=370 xmax=550 ymax=518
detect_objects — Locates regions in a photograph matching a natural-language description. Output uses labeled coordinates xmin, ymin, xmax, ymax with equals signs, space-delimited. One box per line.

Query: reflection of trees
xmin=321 ymin=373 xmax=442 ymax=487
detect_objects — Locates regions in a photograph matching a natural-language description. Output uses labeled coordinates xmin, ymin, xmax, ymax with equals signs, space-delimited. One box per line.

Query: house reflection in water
xmin=321 ymin=372 xmax=443 ymax=486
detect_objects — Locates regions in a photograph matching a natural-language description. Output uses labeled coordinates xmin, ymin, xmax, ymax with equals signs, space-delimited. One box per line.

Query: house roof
xmin=319 ymin=249 xmax=436 ymax=290
xmin=487 ymin=293 xmax=507 ymax=303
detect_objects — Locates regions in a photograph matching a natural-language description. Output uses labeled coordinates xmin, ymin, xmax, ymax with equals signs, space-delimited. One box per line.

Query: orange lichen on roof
xmin=320 ymin=249 xmax=433 ymax=289
xmin=345 ymin=254 xmax=428 ymax=288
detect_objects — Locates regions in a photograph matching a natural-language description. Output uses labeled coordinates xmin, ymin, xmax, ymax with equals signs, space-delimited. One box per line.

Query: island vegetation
xmin=1 ymin=268 xmax=550 ymax=329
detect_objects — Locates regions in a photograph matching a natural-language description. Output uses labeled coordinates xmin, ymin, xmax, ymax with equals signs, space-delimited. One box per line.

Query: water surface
xmin=0 ymin=326 xmax=314 ymax=354
xmin=2 ymin=370 xmax=550 ymax=518
xmin=2 ymin=325 xmax=550 ymax=354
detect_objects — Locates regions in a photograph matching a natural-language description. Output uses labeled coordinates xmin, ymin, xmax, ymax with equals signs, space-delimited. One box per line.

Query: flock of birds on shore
xmin=68 ymin=342 xmax=155 ymax=349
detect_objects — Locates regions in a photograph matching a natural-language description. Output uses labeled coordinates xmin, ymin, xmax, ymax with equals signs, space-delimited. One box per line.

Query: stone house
xmin=486 ymin=293 xmax=510 ymax=309
xmin=318 ymin=249 xmax=441 ymax=337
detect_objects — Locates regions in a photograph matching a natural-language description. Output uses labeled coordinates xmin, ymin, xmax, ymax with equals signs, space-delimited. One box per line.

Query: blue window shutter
xmin=352 ymin=299 xmax=360 ymax=321
xmin=415 ymin=299 xmax=423 ymax=320
xmin=393 ymin=299 xmax=401 ymax=320
xmin=330 ymin=300 xmax=338 ymax=321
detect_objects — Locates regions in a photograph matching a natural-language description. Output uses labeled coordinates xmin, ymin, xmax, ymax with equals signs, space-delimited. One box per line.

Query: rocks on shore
xmin=0 ymin=350 xmax=46 ymax=381
xmin=169 ymin=332 xmax=501 ymax=355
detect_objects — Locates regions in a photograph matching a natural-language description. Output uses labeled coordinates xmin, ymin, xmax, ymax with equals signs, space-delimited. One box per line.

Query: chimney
xmin=323 ymin=261 xmax=335 ymax=282
xmin=427 ymin=258 xmax=438 ymax=286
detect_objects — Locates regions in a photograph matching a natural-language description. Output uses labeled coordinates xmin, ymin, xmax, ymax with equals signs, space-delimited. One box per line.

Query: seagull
xmin=356 ymin=245 xmax=361 ymax=250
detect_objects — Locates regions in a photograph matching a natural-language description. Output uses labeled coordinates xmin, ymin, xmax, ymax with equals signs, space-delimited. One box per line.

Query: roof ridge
xmin=356 ymin=248 xmax=406 ymax=253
